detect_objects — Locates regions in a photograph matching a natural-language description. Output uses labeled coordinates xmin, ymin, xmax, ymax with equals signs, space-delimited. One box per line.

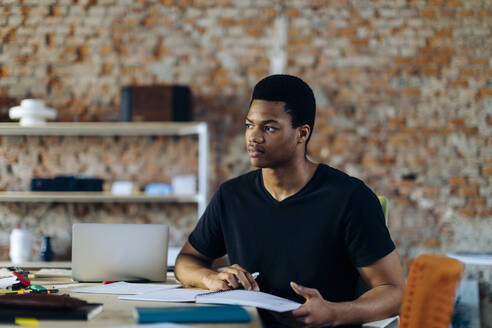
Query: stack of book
xmin=0 ymin=294 xmax=103 ymax=323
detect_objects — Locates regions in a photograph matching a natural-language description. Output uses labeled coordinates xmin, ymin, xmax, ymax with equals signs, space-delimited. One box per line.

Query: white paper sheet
xmin=0 ymin=276 xmax=18 ymax=289
xmin=50 ymin=283 xmax=85 ymax=289
xmin=195 ymin=290 xmax=301 ymax=312
xmin=34 ymin=268 xmax=72 ymax=277
xmin=362 ymin=315 xmax=399 ymax=328
xmin=72 ymin=281 xmax=182 ymax=295
xmin=122 ymin=288 xmax=301 ymax=312
xmin=0 ymin=268 xmax=13 ymax=278
xmin=119 ymin=288 xmax=209 ymax=302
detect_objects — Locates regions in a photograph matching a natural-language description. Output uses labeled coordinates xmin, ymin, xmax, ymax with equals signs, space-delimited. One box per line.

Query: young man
xmin=175 ymin=75 xmax=404 ymax=327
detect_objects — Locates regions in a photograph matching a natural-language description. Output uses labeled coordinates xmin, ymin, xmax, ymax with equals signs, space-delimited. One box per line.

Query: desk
xmin=0 ymin=265 xmax=262 ymax=328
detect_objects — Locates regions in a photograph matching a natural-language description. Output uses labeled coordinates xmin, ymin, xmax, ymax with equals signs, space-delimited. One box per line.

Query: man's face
xmin=245 ymin=99 xmax=299 ymax=168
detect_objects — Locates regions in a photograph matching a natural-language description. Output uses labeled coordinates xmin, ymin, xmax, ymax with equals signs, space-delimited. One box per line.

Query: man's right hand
xmin=175 ymin=241 xmax=260 ymax=292
xmin=202 ymin=264 xmax=260 ymax=291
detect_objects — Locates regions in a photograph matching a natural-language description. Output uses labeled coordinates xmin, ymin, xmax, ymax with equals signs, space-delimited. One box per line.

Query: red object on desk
xmin=12 ymin=271 xmax=31 ymax=287
xmin=102 ymin=281 xmax=115 ymax=285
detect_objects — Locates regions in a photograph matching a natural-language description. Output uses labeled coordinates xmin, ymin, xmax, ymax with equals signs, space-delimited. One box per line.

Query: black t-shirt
xmin=189 ymin=164 xmax=395 ymax=324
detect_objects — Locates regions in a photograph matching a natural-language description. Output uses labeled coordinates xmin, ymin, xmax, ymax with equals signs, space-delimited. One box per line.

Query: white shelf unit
xmin=0 ymin=192 xmax=200 ymax=203
xmin=0 ymin=122 xmax=209 ymax=217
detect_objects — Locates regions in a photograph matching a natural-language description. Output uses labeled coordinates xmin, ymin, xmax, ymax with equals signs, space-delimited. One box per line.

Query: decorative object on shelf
xmin=9 ymin=99 xmax=57 ymax=126
xmin=39 ymin=236 xmax=54 ymax=262
xmin=111 ymin=181 xmax=137 ymax=195
xmin=144 ymin=183 xmax=172 ymax=196
xmin=9 ymin=229 xmax=33 ymax=263
xmin=172 ymin=174 xmax=196 ymax=195
xmin=121 ymin=85 xmax=191 ymax=122
xmin=31 ymin=176 xmax=104 ymax=192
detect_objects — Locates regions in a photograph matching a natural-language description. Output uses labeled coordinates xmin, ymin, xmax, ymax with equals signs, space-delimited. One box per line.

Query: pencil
xmin=0 ymin=289 xmax=28 ymax=295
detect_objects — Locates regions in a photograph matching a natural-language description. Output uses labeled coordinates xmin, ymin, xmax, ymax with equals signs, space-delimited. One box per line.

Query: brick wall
xmin=0 ymin=0 xmax=490 ymax=279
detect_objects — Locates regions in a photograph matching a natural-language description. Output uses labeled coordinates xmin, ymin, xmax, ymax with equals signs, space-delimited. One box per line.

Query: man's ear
xmin=297 ymin=124 xmax=311 ymax=144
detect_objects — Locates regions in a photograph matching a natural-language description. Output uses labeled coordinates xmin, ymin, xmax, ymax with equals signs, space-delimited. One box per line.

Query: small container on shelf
xmin=39 ymin=236 xmax=55 ymax=262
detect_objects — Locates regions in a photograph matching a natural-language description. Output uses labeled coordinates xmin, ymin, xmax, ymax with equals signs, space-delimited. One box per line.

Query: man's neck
xmin=261 ymin=158 xmax=318 ymax=202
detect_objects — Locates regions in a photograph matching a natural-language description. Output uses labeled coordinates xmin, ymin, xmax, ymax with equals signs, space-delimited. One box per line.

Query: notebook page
xmin=361 ymin=315 xmax=399 ymax=328
xmin=119 ymin=288 xmax=209 ymax=302
xmin=34 ymin=268 xmax=72 ymax=277
xmin=72 ymin=281 xmax=181 ymax=295
xmin=0 ymin=277 xmax=18 ymax=289
xmin=195 ymin=290 xmax=301 ymax=312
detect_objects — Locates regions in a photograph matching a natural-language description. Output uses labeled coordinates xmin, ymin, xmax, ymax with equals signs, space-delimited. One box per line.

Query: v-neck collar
xmin=258 ymin=164 xmax=321 ymax=205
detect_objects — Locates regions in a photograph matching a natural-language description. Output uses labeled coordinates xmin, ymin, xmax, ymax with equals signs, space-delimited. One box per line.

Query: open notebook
xmin=120 ymin=288 xmax=301 ymax=312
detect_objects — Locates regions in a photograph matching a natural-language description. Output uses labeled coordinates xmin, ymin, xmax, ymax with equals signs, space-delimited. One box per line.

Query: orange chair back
xmin=399 ymin=254 xmax=464 ymax=328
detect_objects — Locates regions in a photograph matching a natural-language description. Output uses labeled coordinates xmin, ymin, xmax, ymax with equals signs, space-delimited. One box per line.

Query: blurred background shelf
xmin=0 ymin=122 xmax=205 ymax=136
xmin=0 ymin=191 xmax=201 ymax=203
xmin=0 ymin=121 xmax=209 ymax=216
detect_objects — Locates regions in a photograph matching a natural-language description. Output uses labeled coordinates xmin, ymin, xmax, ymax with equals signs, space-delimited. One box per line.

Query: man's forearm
xmin=331 ymin=284 xmax=403 ymax=326
xmin=174 ymin=253 xmax=217 ymax=289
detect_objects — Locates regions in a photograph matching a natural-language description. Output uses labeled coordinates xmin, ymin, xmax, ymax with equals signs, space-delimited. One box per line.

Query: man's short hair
xmin=250 ymin=74 xmax=316 ymax=145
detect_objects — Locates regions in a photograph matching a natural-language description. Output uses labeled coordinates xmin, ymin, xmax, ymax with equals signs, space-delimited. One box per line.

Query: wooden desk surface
xmin=0 ymin=271 xmax=263 ymax=327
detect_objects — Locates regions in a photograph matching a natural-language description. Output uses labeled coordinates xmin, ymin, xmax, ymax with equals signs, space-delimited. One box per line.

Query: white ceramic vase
xmin=9 ymin=229 xmax=33 ymax=263
xmin=9 ymin=99 xmax=57 ymax=126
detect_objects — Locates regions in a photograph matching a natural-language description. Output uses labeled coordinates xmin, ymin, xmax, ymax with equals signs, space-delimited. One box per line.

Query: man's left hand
xmin=273 ymin=281 xmax=340 ymax=327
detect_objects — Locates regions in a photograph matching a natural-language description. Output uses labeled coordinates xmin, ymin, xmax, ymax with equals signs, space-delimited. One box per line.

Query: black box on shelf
xmin=120 ymin=85 xmax=191 ymax=122
xmin=31 ymin=176 xmax=104 ymax=192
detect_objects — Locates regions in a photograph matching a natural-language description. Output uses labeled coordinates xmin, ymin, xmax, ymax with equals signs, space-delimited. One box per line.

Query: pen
xmin=0 ymin=289 xmax=58 ymax=295
xmin=227 ymin=272 xmax=260 ymax=288
xmin=0 ymin=289 xmax=29 ymax=295
xmin=30 ymin=289 xmax=59 ymax=294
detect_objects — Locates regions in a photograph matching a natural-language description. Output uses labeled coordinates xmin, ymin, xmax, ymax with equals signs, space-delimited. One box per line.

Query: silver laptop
xmin=72 ymin=223 xmax=169 ymax=282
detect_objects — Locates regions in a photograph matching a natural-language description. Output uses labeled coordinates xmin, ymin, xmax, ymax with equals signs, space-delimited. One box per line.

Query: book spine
xmin=134 ymin=306 xmax=251 ymax=323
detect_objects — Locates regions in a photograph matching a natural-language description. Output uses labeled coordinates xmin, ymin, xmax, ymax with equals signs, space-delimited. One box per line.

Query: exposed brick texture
xmin=0 ymin=0 xmax=491 ymax=293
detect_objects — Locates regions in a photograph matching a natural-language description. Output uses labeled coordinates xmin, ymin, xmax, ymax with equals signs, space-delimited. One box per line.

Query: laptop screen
xmin=72 ymin=223 xmax=169 ymax=282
